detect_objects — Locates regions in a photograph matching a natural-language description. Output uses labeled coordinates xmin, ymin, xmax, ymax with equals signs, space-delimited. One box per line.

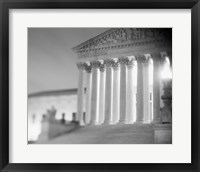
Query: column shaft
xmin=90 ymin=62 xmax=100 ymax=125
xmin=119 ymin=58 xmax=127 ymax=123
xmin=104 ymin=60 xmax=113 ymax=124
xmin=85 ymin=65 xmax=92 ymax=124
xmin=76 ymin=63 xmax=85 ymax=125
xmin=112 ymin=61 xmax=120 ymax=124
xmin=98 ymin=64 xmax=106 ymax=124
xmin=143 ymin=55 xmax=151 ymax=123
xmin=126 ymin=58 xmax=137 ymax=124
xmin=136 ymin=59 xmax=144 ymax=123
xmin=153 ymin=55 xmax=161 ymax=123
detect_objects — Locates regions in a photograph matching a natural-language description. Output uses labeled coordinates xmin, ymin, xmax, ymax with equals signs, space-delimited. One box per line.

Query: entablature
xmin=72 ymin=28 xmax=172 ymax=59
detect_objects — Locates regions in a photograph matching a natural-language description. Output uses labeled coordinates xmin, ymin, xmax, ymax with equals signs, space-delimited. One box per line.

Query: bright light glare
xmin=161 ymin=57 xmax=172 ymax=79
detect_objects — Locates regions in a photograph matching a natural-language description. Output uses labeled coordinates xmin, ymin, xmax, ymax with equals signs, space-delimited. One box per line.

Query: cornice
xmin=77 ymin=38 xmax=168 ymax=59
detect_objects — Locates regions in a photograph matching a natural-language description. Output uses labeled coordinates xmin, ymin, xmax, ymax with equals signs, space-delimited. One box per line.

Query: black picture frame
xmin=0 ymin=0 xmax=199 ymax=171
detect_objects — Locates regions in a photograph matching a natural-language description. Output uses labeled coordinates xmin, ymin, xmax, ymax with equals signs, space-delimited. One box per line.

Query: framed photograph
xmin=0 ymin=0 xmax=199 ymax=171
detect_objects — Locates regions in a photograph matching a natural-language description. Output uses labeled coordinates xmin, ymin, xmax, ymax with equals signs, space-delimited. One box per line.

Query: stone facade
xmin=73 ymin=28 xmax=172 ymax=126
xmin=29 ymin=28 xmax=172 ymax=144
xmin=28 ymin=89 xmax=79 ymax=141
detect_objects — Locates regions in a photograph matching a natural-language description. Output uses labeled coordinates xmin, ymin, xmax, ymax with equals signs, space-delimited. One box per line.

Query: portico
xmin=73 ymin=28 xmax=172 ymax=126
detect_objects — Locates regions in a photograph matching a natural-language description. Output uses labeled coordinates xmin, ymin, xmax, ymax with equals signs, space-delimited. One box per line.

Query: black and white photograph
xmin=28 ymin=28 xmax=172 ymax=144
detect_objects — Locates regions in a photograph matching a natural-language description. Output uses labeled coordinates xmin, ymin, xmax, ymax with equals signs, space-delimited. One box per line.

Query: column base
xmin=135 ymin=121 xmax=144 ymax=124
xmin=116 ymin=121 xmax=125 ymax=125
xmin=135 ymin=120 xmax=151 ymax=125
xmin=89 ymin=121 xmax=96 ymax=125
xmin=79 ymin=121 xmax=85 ymax=126
xmin=118 ymin=118 xmax=126 ymax=124
xmin=151 ymin=120 xmax=161 ymax=124
xmin=110 ymin=122 xmax=119 ymax=125
xmin=94 ymin=122 xmax=102 ymax=126
xmin=102 ymin=121 xmax=112 ymax=126
xmin=118 ymin=121 xmax=134 ymax=125
xmin=144 ymin=120 xmax=151 ymax=124
xmin=125 ymin=121 xmax=134 ymax=125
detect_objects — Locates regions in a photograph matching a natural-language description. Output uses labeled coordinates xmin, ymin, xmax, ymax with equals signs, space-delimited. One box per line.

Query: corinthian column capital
xmin=91 ymin=61 xmax=101 ymax=69
xmin=144 ymin=54 xmax=153 ymax=65
xmin=136 ymin=55 xmax=146 ymax=63
xmin=77 ymin=62 xmax=85 ymax=70
xmin=84 ymin=63 xmax=92 ymax=73
xmin=99 ymin=62 xmax=106 ymax=72
xmin=136 ymin=54 xmax=152 ymax=64
xmin=126 ymin=56 xmax=136 ymax=69
xmin=151 ymin=52 xmax=166 ymax=64
xmin=119 ymin=57 xmax=128 ymax=65
xmin=111 ymin=59 xmax=120 ymax=71
xmin=104 ymin=59 xmax=113 ymax=67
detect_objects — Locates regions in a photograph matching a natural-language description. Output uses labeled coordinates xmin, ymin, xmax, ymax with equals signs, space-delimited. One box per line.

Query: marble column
xmin=76 ymin=62 xmax=85 ymax=125
xmin=98 ymin=61 xmax=106 ymax=124
xmin=84 ymin=63 xmax=92 ymax=125
xmin=126 ymin=57 xmax=137 ymax=124
xmin=159 ymin=52 xmax=168 ymax=109
xmin=90 ymin=61 xmax=100 ymax=125
xmin=136 ymin=56 xmax=144 ymax=123
xmin=112 ymin=59 xmax=120 ymax=124
xmin=143 ymin=54 xmax=151 ymax=123
xmin=104 ymin=59 xmax=113 ymax=124
xmin=152 ymin=53 xmax=162 ymax=123
xmin=119 ymin=57 xmax=127 ymax=123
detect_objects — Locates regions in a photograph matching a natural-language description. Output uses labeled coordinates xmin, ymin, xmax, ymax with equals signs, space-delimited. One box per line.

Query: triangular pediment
xmin=72 ymin=28 xmax=171 ymax=53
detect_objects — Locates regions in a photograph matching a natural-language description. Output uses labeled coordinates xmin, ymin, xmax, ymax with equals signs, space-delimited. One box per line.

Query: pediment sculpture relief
xmin=73 ymin=28 xmax=171 ymax=58
xmin=77 ymin=28 xmax=170 ymax=51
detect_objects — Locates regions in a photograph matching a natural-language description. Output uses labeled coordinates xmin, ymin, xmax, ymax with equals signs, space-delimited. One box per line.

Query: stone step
xmin=45 ymin=123 xmax=155 ymax=144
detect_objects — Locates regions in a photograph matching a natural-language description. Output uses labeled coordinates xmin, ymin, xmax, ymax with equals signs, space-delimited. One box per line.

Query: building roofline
xmin=72 ymin=28 xmax=172 ymax=53
xmin=72 ymin=28 xmax=114 ymax=52
xmin=28 ymin=88 xmax=78 ymax=98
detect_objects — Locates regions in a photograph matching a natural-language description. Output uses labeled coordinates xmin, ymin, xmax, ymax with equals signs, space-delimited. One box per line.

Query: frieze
xmin=93 ymin=49 xmax=108 ymax=57
xmin=77 ymin=38 xmax=167 ymax=59
xmin=78 ymin=49 xmax=108 ymax=59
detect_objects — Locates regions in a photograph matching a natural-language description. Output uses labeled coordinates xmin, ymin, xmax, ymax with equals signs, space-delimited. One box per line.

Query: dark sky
xmin=28 ymin=28 xmax=109 ymax=94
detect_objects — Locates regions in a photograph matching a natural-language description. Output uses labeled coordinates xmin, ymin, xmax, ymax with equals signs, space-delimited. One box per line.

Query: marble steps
xmin=46 ymin=123 xmax=155 ymax=144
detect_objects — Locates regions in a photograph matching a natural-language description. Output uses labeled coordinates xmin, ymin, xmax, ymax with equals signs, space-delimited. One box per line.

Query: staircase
xmin=45 ymin=123 xmax=155 ymax=144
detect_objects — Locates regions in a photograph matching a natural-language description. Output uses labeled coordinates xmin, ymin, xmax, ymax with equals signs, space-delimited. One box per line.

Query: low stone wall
xmin=154 ymin=124 xmax=172 ymax=144
xmin=36 ymin=108 xmax=79 ymax=143
xmin=37 ymin=121 xmax=79 ymax=143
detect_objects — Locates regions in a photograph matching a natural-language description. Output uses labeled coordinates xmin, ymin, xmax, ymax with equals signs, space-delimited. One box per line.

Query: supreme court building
xmin=73 ymin=28 xmax=172 ymax=126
